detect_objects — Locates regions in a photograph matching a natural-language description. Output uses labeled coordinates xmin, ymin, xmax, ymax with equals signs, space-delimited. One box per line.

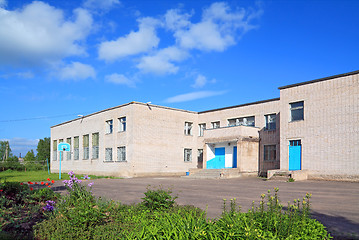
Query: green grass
xmin=0 ymin=170 xmax=122 ymax=183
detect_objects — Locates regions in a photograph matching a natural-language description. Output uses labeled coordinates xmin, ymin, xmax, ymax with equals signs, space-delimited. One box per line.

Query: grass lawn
xmin=0 ymin=170 xmax=122 ymax=183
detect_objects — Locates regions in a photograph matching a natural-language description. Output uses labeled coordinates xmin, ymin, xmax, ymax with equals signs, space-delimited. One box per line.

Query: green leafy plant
xmin=141 ymin=185 xmax=178 ymax=210
xmin=288 ymin=177 xmax=295 ymax=182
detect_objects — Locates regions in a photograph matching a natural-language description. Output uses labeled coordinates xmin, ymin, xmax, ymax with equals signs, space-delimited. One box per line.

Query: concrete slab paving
xmin=54 ymin=177 xmax=359 ymax=239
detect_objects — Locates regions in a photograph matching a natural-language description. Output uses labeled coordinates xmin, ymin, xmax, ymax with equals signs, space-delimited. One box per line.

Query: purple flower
xmin=88 ymin=182 xmax=94 ymax=187
xmin=83 ymin=175 xmax=89 ymax=179
xmin=43 ymin=200 xmax=56 ymax=212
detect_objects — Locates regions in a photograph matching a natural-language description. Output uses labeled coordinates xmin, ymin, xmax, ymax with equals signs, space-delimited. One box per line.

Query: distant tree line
xmin=0 ymin=137 xmax=50 ymax=171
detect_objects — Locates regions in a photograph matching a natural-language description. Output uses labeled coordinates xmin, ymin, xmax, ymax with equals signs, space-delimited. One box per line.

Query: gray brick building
xmin=51 ymin=70 xmax=359 ymax=180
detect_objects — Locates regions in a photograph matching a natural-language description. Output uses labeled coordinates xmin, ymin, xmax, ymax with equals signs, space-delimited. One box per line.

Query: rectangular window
xmin=211 ymin=121 xmax=220 ymax=129
xmin=92 ymin=133 xmax=99 ymax=159
xmin=198 ymin=123 xmax=206 ymax=136
xmin=290 ymin=101 xmax=304 ymax=121
xmin=265 ymin=114 xmax=276 ymax=130
xmin=117 ymin=146 xmax=126 ymax=162
xmin=105 ymin=148 xmax=112 ymax=162
xmin=66 ymin=137 xmax=71 ymax=160
xmin=83 ymin=134 xmax=89 ymax=160
xmin=58 ymin=139 xmax=63 ymax=161
xmin=184 ymin=122 xmax=193 ymax=135
xmin=118 ymin=117 xmax=126 ymax=132
xmin=228 ymin=116 xmax=255 ymax=127
xmin=264 ymin=145 xmax=276 ymax=161
xmin=52 ymin=140 xmax=57 ymax=161
xmin=184 ymin=148 xmax=192 ymax=162
xmin=106 ymin=120 xmax=113 ymax=134
xmin=74 ymin=136 xmax=79 ymax=160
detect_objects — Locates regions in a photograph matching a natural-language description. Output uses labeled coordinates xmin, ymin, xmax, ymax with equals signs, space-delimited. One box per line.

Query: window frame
xmin=66 ymin=137 xmax=71 ymax=160
xmin=198 ymin=123 xmax=206 ymax=137
xmin=105 ymin=147 xmax=113 ymax=162
xmin=105 ymin=119 xmax=113 ymax=134
xmin=83 ymin=134 xmax=89 ymax=160
xmin=52 ymin=140 xmax=57 ymax=161
xmin=290 ymin=101 xmax=304 ymax=122
xmin=92 ymin=132 xmax=99 ymax=159
xmin=184 ymin=148 xmax=192 ymax=162
xmin=264 ymin=145 xmax=276 ymax=162
xmin=118 ymin=117 xmax=126 ymax=132
xmin=211 ymin=121 xmax=220 ymax=129
xmin=117 ymin=146 xmax=126 ymax=162
xmin=265 ymin=114 xmax=276 ymax=130
xmin=184 ymin=122 xmax=193 ymax=136
xmin=73 ymin=136 xmax=79 ymax=160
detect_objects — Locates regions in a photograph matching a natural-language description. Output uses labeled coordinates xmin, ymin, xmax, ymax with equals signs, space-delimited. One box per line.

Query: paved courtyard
xmin=56 ymin=176 xmax=359 ymax=238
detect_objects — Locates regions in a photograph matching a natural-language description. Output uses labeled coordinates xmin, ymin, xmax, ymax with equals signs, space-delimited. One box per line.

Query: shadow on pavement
xmin=311 ymin=210 xmax=359 ymax=240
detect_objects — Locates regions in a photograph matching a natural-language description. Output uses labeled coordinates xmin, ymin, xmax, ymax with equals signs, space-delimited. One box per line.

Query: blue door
xmin=232 ymin=147 xmax=237 ymax=168
xmin=207 ymin=147 xmax=225 ymax=169
xmin=289 ymin=140 xmax=301 ymax=170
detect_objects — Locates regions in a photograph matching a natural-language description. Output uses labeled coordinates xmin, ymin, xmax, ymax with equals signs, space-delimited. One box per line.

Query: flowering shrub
xmin=43 ymin=200 xmax=56 ymax=212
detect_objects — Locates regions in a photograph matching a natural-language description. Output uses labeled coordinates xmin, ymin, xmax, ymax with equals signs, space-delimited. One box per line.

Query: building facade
xmin=51 ymin=70 xmax=359 ymax=179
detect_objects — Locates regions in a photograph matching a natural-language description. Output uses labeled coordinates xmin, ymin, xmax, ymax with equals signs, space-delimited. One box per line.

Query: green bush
xmin=141 ymin=185 xmax=177 ymax=210
xmin=34 ymin=181 xmax=332 ymax=240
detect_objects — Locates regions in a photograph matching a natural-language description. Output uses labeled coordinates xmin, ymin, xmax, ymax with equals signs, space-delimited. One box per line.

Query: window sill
xmin=184 ymin=161 xmax=192 ymax=163
xmin=91 ymin=158 xmax=98 ymax=160
xmin=104 ymin=160 xmax=114 ymax=163
xmin=289 ymin=119 xmax=304 ymax=123
xmin=105 ymin=133 xmax=113 ymax=135
xmin=115 ymin=160 xmax=127 ymax=163
xmin=83 ymin=158 xmax=89 ymax=160
xmin=118 ymin=131 xmax=126 ymax=133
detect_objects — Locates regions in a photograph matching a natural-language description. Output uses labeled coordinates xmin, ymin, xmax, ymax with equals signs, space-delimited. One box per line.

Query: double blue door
xmin=289 ymin=140 xmax=301 ymax=170
xmin=207 ymin=147 xmax=225 ymax=169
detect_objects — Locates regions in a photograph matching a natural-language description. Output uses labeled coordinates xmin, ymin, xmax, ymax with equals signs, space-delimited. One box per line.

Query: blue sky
xmin=1 ymin=0 xmax=358 ymax=157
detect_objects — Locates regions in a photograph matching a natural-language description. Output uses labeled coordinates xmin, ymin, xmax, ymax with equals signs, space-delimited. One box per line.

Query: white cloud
xmin=58 ymin=62 xmax=96 ymax=81
xmin=0 ymin=0 xmax=6 ymax=8
xmin=164 ymin=8 xmax=192 ymax=31
xmin=83 ymin=0 xmax=120 ymax=12
xmin=137 ymin=46 xmax=188 ymax=75
xmin=165 ymin=90 xmax=226 ymax=103
xmin=105 ymin=73 xmax=135 ymax=87
xmin=0 ymin=2 xmax=93 ymax=67
xmin=0 ymin=71 xmax=34 ymax=79
xmin=1 ymin=138 xmax=39 ymax=157
xmin=172 ymin=2 xmax=261 ymax=52
xmin=191 ymin=74 xmax=207 ymax=88
xmin=99 ymin=17 xmax=160 ymax=61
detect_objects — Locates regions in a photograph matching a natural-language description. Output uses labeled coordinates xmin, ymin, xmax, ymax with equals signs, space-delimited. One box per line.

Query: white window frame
xmin=184 ymin=148 xmax=192 ymax=162
xmin=118 ymin=117 xmax=126 ymax=132
xmin=106 ymin=120 xmax=113 ymax=134
xmin=211 ymin=121 xmax=220 ymax=129
xmin=198 ymin=123 xmax=206 ymax=137
xmin=92 ymin=132 xmax=99 ymax=159
xmin=105 ymin=148 xmax=113 ymax=162
xmin=184 ymin=122 xmax=193 ymax=135
xmin=83 ymin=134 xmax=89 ymax=160
xmin=117 ymin=146 xmax=126 ymax=162
xmin=73 ymin=136 xmax=79 ymax=160
xmin=52 ymin=140 xmax=57 ymax=161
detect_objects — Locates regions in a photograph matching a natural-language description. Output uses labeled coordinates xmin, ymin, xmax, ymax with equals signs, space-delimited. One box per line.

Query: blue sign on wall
xmin=58 ymin=142 xmax=71 ymax=152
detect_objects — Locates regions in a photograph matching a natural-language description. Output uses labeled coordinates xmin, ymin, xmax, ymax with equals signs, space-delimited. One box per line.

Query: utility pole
xmin=5 ymin=142 xmax=8 ymax=160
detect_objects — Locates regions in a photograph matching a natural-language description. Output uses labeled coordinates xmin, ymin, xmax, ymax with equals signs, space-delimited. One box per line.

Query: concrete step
xmin=183 ymin=169 xmax=257 ymax=179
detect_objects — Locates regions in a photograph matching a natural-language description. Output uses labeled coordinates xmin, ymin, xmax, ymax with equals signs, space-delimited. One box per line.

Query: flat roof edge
xmin=278 ymin=69 xmax=359 ymax=90
xmin=198 ymin=97 xmax=280 ymax=114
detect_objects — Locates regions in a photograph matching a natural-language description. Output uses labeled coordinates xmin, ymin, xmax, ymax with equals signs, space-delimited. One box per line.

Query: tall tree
xmin=0 ymin=140 xmax=12 ymax=161
xmin=36 ymin=137 xmax=50 ymax=162
xmin=24 ymin=149 xmax=36 ymax=163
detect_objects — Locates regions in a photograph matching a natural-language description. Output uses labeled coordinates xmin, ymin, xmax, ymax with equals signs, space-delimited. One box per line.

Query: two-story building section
xmin=51 ymin=70 xmax=359 ymax=180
